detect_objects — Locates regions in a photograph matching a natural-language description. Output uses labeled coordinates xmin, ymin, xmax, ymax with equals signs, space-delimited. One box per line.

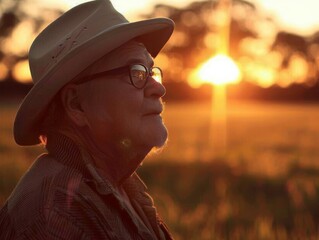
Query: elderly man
xmin=0 ymin=0 xmax=174 ymax=239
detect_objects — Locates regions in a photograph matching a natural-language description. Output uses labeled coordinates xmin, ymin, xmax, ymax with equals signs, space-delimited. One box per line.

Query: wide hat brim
xmin=14 ymin=18 xmax=174 ymax=145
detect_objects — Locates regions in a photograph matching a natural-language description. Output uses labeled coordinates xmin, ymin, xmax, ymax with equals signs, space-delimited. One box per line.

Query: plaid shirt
xmin=0 ymin=133 xmax=173 ymax=239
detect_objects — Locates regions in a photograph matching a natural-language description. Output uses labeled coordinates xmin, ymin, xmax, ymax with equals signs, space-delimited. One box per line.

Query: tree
xmin=0 ymin=0 xmax=63 ymax=82
xmin=143 ymin=0 xmax=263 ymax=83
xmin=145 ymin=0 xmax=319 ymax=88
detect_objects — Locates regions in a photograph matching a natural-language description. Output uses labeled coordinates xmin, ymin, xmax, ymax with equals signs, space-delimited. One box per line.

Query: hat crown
xmin=30 ymin=0 xmax=128 ymax=83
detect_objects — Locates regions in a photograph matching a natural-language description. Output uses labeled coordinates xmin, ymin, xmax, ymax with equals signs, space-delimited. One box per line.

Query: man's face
xmin=77 ymin=42 xmax=168 ymax=157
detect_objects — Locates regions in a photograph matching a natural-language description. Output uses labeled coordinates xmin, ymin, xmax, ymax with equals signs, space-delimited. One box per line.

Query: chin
xmin=154 ymin=126 xmax=168 ymax=147
xmin=141 ymin=122 xmax=168 ymax=149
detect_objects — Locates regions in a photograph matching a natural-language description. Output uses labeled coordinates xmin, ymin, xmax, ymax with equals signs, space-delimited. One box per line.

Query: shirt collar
xmin=46 ymin=132 xmax=147 ymax=196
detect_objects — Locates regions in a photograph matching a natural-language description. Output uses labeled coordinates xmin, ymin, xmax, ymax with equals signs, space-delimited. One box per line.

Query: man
xmin=0 ymin=0 xmax=174 ymax=239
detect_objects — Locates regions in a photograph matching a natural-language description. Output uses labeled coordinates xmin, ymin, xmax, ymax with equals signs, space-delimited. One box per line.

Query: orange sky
xmin=4 ymin=0 xmax=319 ymax=86
xmin=49 ymin=0 xmax=319 ymax=36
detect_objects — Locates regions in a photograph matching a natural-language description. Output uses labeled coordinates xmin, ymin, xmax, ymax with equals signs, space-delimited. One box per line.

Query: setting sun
xmin=188 ymin=54 xmax=241 ymax=88
xmin=198 ymin=54 xmax=241 ymax=85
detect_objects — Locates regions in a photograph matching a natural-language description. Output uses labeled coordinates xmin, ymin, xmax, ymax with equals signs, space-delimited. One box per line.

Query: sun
xmin=189 ymin=54 xmax=241 ymax=87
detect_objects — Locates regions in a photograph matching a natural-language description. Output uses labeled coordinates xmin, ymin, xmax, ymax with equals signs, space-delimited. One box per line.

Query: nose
xmin=144 ymin=76 xmax=166 ymax=98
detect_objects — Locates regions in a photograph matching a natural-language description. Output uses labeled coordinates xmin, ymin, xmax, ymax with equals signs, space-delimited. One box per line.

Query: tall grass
xmin=1 ymin=100 xmax=319 ymax=239
xmin=138 ymin=161 xmax=319 ymax=240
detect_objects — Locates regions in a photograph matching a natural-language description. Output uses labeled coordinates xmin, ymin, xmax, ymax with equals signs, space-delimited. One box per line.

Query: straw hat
xmin=14 ymin=0 xmax=174 ymax=146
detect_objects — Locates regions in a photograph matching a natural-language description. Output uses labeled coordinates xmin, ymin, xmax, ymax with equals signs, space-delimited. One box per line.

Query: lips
xmin=143 ymin=110 xmax=162 ymax=116
xmin=143 ymin=106 xmax=163 ymax=116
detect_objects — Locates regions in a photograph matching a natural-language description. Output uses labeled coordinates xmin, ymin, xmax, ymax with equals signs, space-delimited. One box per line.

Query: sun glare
xmin=189 ymin=54 xmax=241 ymax=87
xmin=198 ymin=54 xmax=241 ymax=85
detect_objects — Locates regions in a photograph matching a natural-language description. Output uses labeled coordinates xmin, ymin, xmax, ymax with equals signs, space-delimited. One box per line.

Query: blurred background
xmin=1 ymin=0 xmax=319 ymax=239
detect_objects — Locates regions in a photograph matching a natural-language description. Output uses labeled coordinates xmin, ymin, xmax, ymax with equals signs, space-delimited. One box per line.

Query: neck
xmin=58 ymin=126 xmax=149 ymax=186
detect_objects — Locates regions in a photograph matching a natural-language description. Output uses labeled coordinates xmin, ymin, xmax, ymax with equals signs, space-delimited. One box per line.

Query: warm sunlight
xmin=188 ymin=54 xmax=242 ymax=159
xmin=189 ymin=54 xmax=241 ymax=88
xmin=13 ymin=60 xmax=32 ymax=83
xmin=198 ymin=55 xmax=241 ymax=85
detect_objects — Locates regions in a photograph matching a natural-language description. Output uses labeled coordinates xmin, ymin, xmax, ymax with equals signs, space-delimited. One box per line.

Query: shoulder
xmin=0 ymin=154 xmax=112 ymax=239
xmin=6 ymin=154 xmax=84 ymax=216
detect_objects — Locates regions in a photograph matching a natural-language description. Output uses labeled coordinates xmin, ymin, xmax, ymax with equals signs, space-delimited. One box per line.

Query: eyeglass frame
xmin=74 ymin=63 xmax=163 ymax=89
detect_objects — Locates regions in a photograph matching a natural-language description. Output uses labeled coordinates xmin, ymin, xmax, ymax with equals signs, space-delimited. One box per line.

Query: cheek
xmin=81 ymin=88 xmax=115 ymax=139
xmin=86 ymin=110 xmax=113 ymax=145
xmin=85 ymin=97 xmax=113 ymax=126
xmin=97 ymin=95 xmax=142 ymax=140
xmin=82 ymin=82 xmax=146 ymax=143
xmin=83 ymin=83 xmax=120 ymax=121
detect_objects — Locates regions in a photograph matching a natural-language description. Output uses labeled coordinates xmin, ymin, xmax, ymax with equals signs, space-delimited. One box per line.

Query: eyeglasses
xmin=75 ymin=64 xmax=163 ymax=89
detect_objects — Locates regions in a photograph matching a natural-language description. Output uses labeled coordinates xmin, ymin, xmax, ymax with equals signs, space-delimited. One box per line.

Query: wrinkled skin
xmin=61 ymin=41 xmax=167 ymax=183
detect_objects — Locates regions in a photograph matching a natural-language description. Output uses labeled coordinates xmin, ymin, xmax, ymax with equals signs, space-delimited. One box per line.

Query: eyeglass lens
xmin=151 ymin=67 xmax=162 ymax=84
xmin=130 ymin=64 xmax=162 ymax=88
xmin=130 ymin=65 xmax=147 ymax=88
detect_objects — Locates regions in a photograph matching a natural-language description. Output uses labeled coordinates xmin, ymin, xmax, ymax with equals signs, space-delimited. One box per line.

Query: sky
xmin=5 ymin=0 xmax=318 ymax=86
xmin=254 ymin=0 xmax=319 ymax=36
xmin=42 ymin=0 xmax=319 ymax=36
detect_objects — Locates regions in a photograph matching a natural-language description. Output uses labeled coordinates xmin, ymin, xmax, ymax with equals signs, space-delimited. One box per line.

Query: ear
xmin=60 ymin=84 xmax=88 ymax=127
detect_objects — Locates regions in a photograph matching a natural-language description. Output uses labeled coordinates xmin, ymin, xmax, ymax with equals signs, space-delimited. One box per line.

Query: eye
xmin=132 ymin=70 xmax=146 ymax=80
xmin=130 ymin=64 xmax=147 ymax=88
xmin=131 ymin=65 xmax=147 ymax=79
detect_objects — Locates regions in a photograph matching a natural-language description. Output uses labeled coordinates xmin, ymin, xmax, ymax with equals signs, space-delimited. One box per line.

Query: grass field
xmin=1 ymin=100 xmax=319 ymax=239
xmin=158 ymin=101 xmax=319 ymax=176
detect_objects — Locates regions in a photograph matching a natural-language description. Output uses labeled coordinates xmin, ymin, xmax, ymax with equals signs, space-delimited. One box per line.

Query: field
xmin=1 ymin=100 xmax=319 ymax=239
